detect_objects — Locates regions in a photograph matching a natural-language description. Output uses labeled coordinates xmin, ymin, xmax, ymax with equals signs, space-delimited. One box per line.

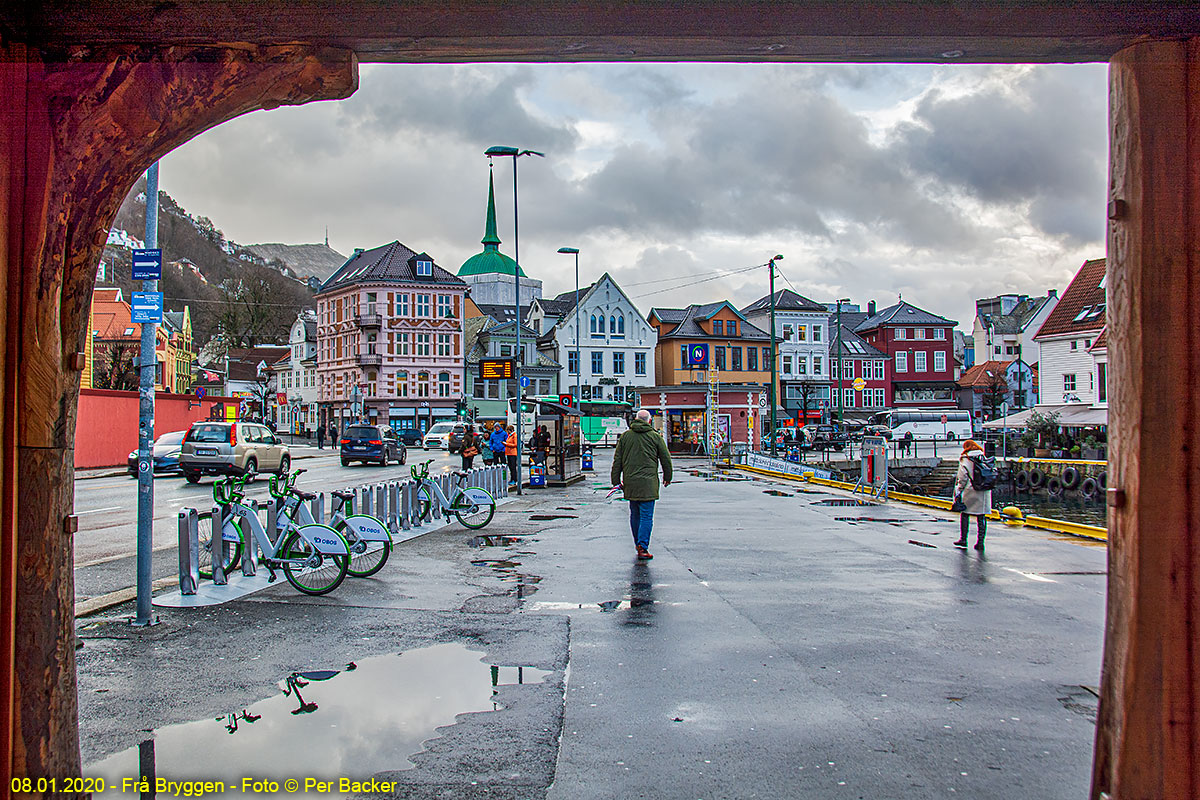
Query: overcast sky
xmin=160 ymin=62 xmax=1108 ymax=327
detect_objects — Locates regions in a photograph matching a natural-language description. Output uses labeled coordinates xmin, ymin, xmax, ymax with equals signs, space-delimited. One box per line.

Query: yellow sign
xmin=852 ymin=377 xmax=866 ymax=391
xmin=478 ymin=358 xmax=515 ymax=380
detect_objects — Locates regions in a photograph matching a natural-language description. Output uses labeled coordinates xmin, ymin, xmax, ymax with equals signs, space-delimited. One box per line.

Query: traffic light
xmin=456 ymin=399 xmax=467 ymax=417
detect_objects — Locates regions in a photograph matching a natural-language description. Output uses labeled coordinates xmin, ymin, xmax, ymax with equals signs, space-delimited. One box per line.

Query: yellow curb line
xmin=731 ymin=464 xmax=1108 ymax=542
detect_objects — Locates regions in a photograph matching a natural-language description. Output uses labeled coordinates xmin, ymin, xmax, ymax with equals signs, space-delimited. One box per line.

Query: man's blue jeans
xmin=629 ymin=500 xmax=655 ymax=549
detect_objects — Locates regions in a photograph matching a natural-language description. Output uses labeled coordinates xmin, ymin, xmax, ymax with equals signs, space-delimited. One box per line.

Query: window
xmin=416 ymin=259 xmax=433 ymax=276
xmin=812 ymin=355 xmax=822 ymax=376
xmin=396 ymin=333 xmax=410 ymax=355
xmin=1071 ymin=340 xmax=1079 ymax=351
xmin=934 ymin=328 xmax=946 ymax=340
xmin=874 ymin=388 xmax=887 ymax=407
xmin=437 ymin=371 xmax=451 ymax=397
xmin=713 ymin=320 xmax=724 ymax=336
xmin=500 ymin=344 xmax=511 ymax=357
xmin=613 ymin=351 xmax=625 ymax=375
xmin=538 ymin=379 xmax=552 ymax=395
xmin=843 ymin=388 xmax=855 ymax=408
xmin=395 ymin=372 xmax=409 ymax=398
xmin=731 ymin=347 xmax=742 ymax=371
xmin=843 ymin=360 xmax=855 ymax=379
xmin=437 ymin=333 xmax=452 ymax=356
xmin=895 ymin=328 xmax=906 ymax=340
xmin=396 ymin=293 xmax=410 ymax=317
xmin=1085 ymin=338 xmax=1092 ymax=348
xmin=914 ymin=351 xmax=927 ymax=372
xmin=616 ymin=314 xmax=625 ymax=337
xmin=598 ymin=314 xmax=606 ymax=334
xmin=437 ymin=294 xmax=453 ymax=318
xmin=782 ymin=324 xmax=793 ymax=341
xmin=782 ymin=355 xmax=792 ymax=375
xmin=635 ymin=352 xmax=646 ymax=375
xmin=592 ymin=351 xmax=603 ymax=374
xmin=874 ymin=361 xmax=886 ymax=380
xmin=915 ymin=328 xmax=926 ymax=340
xmin=569 ymin=350 xmax=579 ymax=375
xmin=416 ymin=294 xmax=430 ymax=317
xmin=590 ymin=315 xmax=598 ymax=335
xmin=613 ymin=386 xmax=625 ymax=402
xmin=748 ymin=347 xmax=758 ymax=371
xmin=934 ymin=351 xmax=946 ymax=372
xmin=716 ymin=347 xmax=727 ymax=370
xmin=797 ymin=325 xmax=807 ymax=342
xmin=473 ymin=379 xmax=486 ymax=399
xmin=797 ymin=356 xmax=808 ymax=375
xmin=762 ymin=347 xmax=772 ymax=370
xmin=416 ymin=333 xmax=431 ymax=356
xmin=1064 ymin=374 xmax=1076 ymax=392
xmin=895 ymin=352 xmax=908 ymax=373
xmin=727 ymin=320 xmax=737 ymax=336
xmin=1098 ymin=362 xmax=1107 ymax=402
xmin=812 ymin=324 xmax=822 ymax=342
xmin=416 ymin=371 xmax=430 ymax=397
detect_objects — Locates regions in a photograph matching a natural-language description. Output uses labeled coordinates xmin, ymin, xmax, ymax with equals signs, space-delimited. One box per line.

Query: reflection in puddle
xmin=762 ymin=490 xmax=792 ymax=497
xmin=467 ymin=535 xmax=525 ymax=547
xmin=812 ymin=498 xmax=872 ymax=507
xmin=471 ymin=559 xmax=521 ymax=569
xmin=529 ymin=514 xmax=577 ymax=521
xmin=86 ymin=644 xmax=550 ymax=798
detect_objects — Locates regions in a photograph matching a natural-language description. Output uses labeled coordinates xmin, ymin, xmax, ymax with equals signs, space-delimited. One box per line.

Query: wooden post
xmin=1093 ymin=38 xmax=1200 ymax=800
xmin=0 ymin=42 xmax=355 ymax=787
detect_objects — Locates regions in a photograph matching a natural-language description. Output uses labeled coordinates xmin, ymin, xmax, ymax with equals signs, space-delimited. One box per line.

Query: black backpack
xmin=970 ymin=455 xmax=997 ymax=490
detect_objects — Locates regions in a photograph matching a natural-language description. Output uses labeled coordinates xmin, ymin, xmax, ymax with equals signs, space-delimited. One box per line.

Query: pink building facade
xmin=316 ymin=241 xmax=467 ymax=437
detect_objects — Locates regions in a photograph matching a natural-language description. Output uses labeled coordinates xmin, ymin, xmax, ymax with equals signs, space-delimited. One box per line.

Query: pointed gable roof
xmin=741 ymin=288 xmax=828 ymax=315
xmin=854 ymin=300 xmax=957 ymax=332
xmin=318 ymin=241 xmax=464 ymax=292
xmin=653 ymin=301 xmax=770 ymax=340
xmin=1034 ymin=258 xmax=1107 ymax=339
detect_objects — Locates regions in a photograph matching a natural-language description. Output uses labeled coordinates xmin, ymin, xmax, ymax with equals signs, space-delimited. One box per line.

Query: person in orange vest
xmin=504 ymin=424 xmax=518 ymax=485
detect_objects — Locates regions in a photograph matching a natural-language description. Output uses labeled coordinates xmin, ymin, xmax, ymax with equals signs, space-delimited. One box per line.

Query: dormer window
xmin=416 ymin=260 xmax=433 ymax=277
xmin=713 ymin=320 xmax=723 ymax=336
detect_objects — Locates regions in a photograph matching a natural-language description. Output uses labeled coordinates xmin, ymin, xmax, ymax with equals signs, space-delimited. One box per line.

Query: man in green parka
xmin=611 ymin=409 xmax=673 ymax=560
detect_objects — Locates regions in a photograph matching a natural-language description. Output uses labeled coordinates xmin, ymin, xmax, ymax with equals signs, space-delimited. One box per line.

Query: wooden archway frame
xmin=0 ymin=7 xmax=1197 ymax=798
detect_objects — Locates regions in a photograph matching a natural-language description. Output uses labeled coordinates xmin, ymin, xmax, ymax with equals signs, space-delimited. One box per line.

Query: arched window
xmin=617 ymin=314 xmax=625 ymax=335
xmin=598 ymin=314 xmax=606 ymax=333
xmin=610 ymin=315 xmax=617 ymax=334
xmin=590 ymin=314 xmax=597 ymax=334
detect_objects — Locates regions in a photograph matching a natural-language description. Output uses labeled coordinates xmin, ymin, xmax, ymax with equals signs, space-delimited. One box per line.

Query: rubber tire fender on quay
xmin=1080 ymin=477 xmax=1099 ymax=499
xmin=1028 ymin=468 xmax=1046 ymax=489
xmin=1046 ymin=475 xmax=1064 ymax=496
xmin=1060 ymin=466 xmax=1081 ymax=490
xmin=1014 ymin=469 xmax=1030 ymax=490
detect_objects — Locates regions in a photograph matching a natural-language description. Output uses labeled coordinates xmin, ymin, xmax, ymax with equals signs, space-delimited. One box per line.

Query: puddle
xmin=529 ymin=514 xmax=577 ymax=521
xmin=85 ymin=644 xmax=550 ymax=798
xmin=467 ymin=535 xmax=524 ymax=548
xmin=555 ymin=506 xmax=577 ymax=510
xmin=762 ymin=490 xmax=792 ymax=497
xmin=834 ymin=517 xmax=911 ymax=523
xmin=471 ymin=559 xmax=521 ymax=569
xmin=812 ymin=498 xmax=872 ymax=507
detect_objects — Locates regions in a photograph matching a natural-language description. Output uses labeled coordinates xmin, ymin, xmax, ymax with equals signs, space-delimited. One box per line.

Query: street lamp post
xmin=557 ymin=247 xmax=581 ymax=407
xmin=766 ymin=255 xmax=784 ymax=457
xmin=486 ymin=146 xmax=544 ymax=495
xmin=835 ymin=298 xmax=850 ymax=427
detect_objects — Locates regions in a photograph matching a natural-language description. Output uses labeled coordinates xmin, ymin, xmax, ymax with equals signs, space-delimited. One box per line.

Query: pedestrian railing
xmin=176 ymin=464 xmax=510 ymax=596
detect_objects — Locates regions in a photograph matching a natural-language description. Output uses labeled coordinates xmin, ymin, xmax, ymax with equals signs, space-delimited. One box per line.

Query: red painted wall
xmin=75 ymin=388 xmax=240 ymax=469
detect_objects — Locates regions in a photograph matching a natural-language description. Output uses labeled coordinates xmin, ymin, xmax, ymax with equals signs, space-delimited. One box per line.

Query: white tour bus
xmin=867 ymin=409 xmax=973 ymax=441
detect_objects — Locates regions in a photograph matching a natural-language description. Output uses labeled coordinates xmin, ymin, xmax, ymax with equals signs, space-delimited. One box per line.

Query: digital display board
xmin=478 ymin=358 xmax=515 ymax=380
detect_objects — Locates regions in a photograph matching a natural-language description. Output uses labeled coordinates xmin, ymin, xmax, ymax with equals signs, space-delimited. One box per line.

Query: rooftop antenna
xmin=324 ymin=226 xmax=329 ymax=247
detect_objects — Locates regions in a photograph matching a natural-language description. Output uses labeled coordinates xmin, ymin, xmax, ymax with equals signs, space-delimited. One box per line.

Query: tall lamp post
xmin=766 ymin=254 xmax=784 ymax=457
xmin=835 ymin=298 xmax=850 ymax=427
xmin=557 ymin=247 xmax=581 ymax=407
xmin=486 ymin=145 xmax=544 ymax=495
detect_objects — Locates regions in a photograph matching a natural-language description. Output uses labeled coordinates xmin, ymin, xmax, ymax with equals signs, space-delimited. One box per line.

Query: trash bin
xmin=581 ymin=448 xmax=594 ymax=471
xmin=529 ymin=464 xmax=547 ymax=488
xmin=984 ymin=441 xmax=996 ymax=457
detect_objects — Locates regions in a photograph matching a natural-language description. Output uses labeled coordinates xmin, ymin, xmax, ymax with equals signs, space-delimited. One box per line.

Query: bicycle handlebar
xmin=267 ymin=467 xmax=309 ymax=499
xmin=410 ymin=459 xmax=434 ymax=480
xmin=213 ymin=474 xmax=249 ymax=505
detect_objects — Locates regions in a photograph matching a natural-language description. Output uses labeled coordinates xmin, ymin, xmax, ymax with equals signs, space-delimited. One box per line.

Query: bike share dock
xmin=157 ymin=464 xmax=512 ymax=607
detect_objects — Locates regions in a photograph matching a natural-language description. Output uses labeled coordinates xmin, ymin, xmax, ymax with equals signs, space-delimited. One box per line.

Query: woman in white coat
xmin=953 ymin=439 xmax=992 ymax=550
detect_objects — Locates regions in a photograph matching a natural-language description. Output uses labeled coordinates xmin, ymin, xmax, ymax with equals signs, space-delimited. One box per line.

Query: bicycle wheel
xmin=452 ymin=489 xmax=496 ymax=529
xmin=338 ymin=517 xmax=391 ymax=578
xmin=279 ymin=528 xmax=349 ymax=596
xmin=415 ymin=484 xmax=433 ymax=522
xmin=199 ymin=515 xmax=243 ymax=578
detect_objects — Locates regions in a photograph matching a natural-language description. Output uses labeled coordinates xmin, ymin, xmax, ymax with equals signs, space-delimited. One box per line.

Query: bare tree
xmin=981 ymin=370 xmax=1009 ymax=420
xmin=93 ymin=341 xmax=140 ymax=391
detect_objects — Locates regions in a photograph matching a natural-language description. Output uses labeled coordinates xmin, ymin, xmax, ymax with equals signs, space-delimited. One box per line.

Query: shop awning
xmin=980 ymin=404 xmax=1108 ymax=429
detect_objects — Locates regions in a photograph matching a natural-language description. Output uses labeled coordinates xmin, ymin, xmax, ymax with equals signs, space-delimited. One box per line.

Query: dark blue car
xmin=340 ymin=424 xmax=406 ymax=467
xmin=127 ymin=430 xmax=187 ymax=476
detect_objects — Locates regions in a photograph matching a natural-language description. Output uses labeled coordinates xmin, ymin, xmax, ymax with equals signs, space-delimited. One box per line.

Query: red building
xmin=640 ymin=383 xmax=768 ymax=454
xmin=853 ymin=301 xmax=957 ymax=408
xmin=828 ymin=322 xmax=890 ymax=419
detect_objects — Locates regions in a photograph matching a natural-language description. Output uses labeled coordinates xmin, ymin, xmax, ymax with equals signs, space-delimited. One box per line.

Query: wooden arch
xmin=2 ymin=4 xmax=1197 ymax=798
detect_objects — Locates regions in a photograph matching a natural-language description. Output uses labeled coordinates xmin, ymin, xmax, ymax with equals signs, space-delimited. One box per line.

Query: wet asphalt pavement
xmin=76 ymin=450 xmax=1105 ymax=799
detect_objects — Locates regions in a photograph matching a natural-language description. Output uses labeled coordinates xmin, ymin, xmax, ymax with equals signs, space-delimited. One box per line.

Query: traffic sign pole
xmin=133 ymin=164 xmax=161 ymax=627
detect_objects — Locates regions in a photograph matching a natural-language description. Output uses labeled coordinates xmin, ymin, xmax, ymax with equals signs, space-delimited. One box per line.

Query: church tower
xmin=457 ymin=170 xmax=543 ymax=307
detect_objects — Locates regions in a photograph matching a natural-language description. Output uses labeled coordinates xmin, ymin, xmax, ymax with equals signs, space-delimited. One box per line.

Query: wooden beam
xmin=1093 ymin=38 xmax=1200 ymax=800
xmin=7 ymin=1 xmax=1200 ymax=64
xmin=0 ymin=42 xmax=355 ymax=791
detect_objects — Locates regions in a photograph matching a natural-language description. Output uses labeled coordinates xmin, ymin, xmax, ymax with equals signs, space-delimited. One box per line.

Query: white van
xmin=422 ymin=421 xmax=456 ymax=450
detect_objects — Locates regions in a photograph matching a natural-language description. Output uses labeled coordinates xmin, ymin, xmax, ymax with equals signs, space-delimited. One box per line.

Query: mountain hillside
xmin=245 ymin=243 xmax=347 ymax=282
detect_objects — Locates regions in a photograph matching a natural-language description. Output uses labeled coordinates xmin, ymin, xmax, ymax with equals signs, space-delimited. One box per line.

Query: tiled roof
xmin=829 ymin=325 xmax=886 ymax=359
xmin=473 ymin=303 xmax=532 ymax=325
xmin=1034 ymin=258 xmax=1106 ymax=339
xmin=225 ymin=347 xmax=290 ymax=382
xmin=1089 ymin=326 xmax=1108 ymax=351
xmin=958 ymin=360 xmax=1012 ymax=388
xmin=835 ymin=311 xmax=870 ymax=331
xmin=742 ymin=289 xmax=827 ymax=315
xmin=319 ymin=241 xmax=465 ymax=293
xmin=654 ymin=302 xmax=770 ymax=341
xmin=854 ymin=301 xmax=956 ymax=331
xmin=980 ymin=296 xmax=1052 ymax=335
xmin=648 ymin=307 xmax=687 ymax=324
xmin=92 ymin=291 xmax=138 ymax=340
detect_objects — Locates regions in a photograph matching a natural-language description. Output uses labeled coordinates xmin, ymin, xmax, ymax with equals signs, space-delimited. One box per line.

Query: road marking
xmin=76 ymin=505 xmax=123 ymax=515
xmin=1006 ymin=568 xmax=1057 ymax=583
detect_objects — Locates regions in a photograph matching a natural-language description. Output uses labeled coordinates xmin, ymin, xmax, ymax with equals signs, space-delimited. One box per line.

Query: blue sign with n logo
xmin=686 ymin=343 xmax=709 ymax=368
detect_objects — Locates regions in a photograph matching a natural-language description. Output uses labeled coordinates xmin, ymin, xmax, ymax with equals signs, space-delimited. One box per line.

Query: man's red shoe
xmin=636 ymin=546 xmax=653 ymax=560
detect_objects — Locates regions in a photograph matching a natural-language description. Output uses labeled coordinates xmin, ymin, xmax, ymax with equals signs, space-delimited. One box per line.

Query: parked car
xmin=447 ymin=423 xmax=485 ymax=454
xmin=863 ymin=424 xmax=893 ymax=440
xmin=422 ymin=421 xmax=456 ymax=450
xmin=126 ymin=430 xmax=187 ymax=476
xmin=340 ymin=424 xmax=406 ymax=467
xmin=179 ymin=421 xmax=290 ymax=483
xmin=802 ymin=424 xmax=848 ymax=450
xmin=394 ymin=428 xmax=424 ymax=447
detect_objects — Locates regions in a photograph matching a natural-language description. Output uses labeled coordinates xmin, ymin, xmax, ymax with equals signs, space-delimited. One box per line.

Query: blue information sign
xmin=131 ymin=291 xmax=164 ymax=323
xmin=131 ymin=248 xmax=162 ymax=280
xmin=520 ymin=376 xmax=531 ymax=388
xmin=686 ymin=343 xmax=709 ymax=368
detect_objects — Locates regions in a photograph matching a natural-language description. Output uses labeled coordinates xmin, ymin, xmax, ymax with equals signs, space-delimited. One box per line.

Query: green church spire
xmin=458 ymin=167 xmax=525 ymax=278
xmin=482 ymin=168 xmax=501 ymax=250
